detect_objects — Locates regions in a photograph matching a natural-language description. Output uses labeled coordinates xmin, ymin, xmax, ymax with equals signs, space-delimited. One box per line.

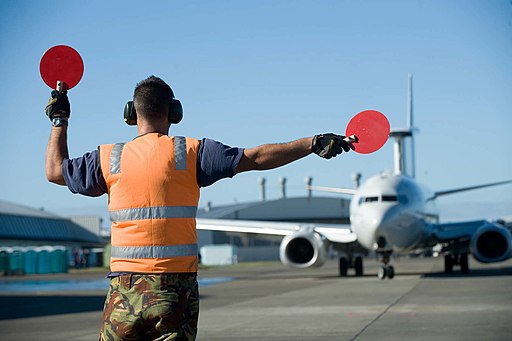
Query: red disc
xmin=40 ymin=45 xmax=84 ymax=90
xmin=345 ymin=110 xmax=390 ymax=154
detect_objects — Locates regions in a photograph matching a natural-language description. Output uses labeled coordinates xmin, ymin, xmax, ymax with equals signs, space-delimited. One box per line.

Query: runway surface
xmin=0 ymin=256 xmax=511 ymax=340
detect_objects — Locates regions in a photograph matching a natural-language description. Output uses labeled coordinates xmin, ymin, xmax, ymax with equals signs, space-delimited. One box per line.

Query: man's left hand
xmin=45 ymin=90 xmax=70 ymax=120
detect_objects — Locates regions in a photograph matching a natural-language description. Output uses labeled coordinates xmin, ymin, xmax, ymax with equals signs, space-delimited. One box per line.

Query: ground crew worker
xmin=45 ymin=75 xmax=354 ymax=340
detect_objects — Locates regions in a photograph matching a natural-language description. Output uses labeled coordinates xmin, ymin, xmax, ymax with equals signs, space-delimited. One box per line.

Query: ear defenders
xmin=123 ymin=98 xmax=183 ymax=125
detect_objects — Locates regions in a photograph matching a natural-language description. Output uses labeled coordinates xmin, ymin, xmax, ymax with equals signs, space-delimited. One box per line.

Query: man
xmin=45 ymin=76 xmax=354 ymax=340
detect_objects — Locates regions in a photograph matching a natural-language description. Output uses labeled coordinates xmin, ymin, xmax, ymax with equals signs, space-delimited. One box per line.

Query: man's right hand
xmin=312 ymin=133 xmax=352 ymax=159
xmin=45 ymin=90 xmax=71 ymax=120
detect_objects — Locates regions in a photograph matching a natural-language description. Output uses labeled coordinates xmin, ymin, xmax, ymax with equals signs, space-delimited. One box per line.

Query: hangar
xmin=0 ymin=200 xmax=105 ymax=275
xmin=0 ymin=200 xmax=104 ymax=248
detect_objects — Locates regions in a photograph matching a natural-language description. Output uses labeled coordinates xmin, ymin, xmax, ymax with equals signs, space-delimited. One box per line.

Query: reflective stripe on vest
xmin=110 ymin=143 xmax=125 ymax=174
xmin=110 ymin=206 xmax=198 ymax=222
xmin=108 ymin=137 xmax=188 ymax=174
xmin=111 ymin=244 xmax=198 ymax=259
xmin=174 ymin=136 xmax=187 ymax=170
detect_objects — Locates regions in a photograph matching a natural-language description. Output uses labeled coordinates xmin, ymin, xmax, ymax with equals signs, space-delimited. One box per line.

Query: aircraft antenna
xmin=408 ymin=73 xmax=416 ymax=178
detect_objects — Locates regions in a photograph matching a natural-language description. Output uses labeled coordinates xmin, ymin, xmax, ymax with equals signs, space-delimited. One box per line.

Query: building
xmin=0 ymin=201 xmax=104 ymax=248
xmin=0 ymin=201 xmax=106 ymax=274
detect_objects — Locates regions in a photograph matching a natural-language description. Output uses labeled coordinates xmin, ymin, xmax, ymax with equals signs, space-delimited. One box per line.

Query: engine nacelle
xmin=470 ymin=222 xmax=512 ymax=263
xmin=279 ymin=231 xmax=328 ymax=268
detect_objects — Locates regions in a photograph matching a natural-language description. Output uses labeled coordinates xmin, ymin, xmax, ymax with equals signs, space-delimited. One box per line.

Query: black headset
xmin=123 ymin=98 xmax=183 ymax=125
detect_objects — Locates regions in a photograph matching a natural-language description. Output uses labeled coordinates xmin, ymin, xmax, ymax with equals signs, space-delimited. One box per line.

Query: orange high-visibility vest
xmin=99 ymin=134 xmax=200 ymax=273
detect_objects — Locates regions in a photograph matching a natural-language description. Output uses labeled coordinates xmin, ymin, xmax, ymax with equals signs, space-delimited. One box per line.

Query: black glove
xmin=45 ymin=90 xmax=70 ymax=120
xmin=312 ymin=133 xmax=352 ymax=159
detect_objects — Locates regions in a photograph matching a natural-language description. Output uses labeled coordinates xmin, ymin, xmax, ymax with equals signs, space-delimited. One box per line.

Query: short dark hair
xmin=133 ymin=76 xmax=174 ymax=119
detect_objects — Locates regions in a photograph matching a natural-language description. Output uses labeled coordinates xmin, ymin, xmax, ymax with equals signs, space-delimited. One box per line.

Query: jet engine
xmin=470 ymin=222 xmax=512 ymax=263
xmin=279 ymin=230 xmax=328 ymax=268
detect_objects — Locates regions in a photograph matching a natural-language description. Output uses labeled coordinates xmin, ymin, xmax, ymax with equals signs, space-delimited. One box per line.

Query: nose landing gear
xmin=377 ymin=251 xmax=395 ymax=280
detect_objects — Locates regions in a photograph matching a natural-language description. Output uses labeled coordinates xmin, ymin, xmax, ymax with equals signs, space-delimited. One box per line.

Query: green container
xmin=24 ymin=249 xmax=37 ymax=274
xmin=0 ymin=251 xmax=8 ymax=275
xmin=49 ymin=248 xmax=62 ymax=273
xmin=88 ymin=251 xmax=97 ymax=267
xmin=36 ymin=249 xmax=50 ymax=274
xmin=7 ymin=250 xmax=25 ymax=275
xmin=61 ymin=249 xmax=69 ymax=273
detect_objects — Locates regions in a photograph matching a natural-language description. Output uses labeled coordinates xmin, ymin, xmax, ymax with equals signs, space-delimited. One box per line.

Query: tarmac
xmin=0 ymin=256 xmax=511 ymax=340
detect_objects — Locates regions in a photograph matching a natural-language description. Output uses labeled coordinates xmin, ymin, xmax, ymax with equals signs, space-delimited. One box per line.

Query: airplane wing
xmin=429 ymin=219 xmax=512 ymax=264
xmin=196 ymin=218 xmax=360 ymax=269
xmin=431 ymin=179 xmax=512 ymax=199
xmin=430 ymin=220 xmax=488 ymax=241
xmin=196 ymin=218 xmax=357 ymax=244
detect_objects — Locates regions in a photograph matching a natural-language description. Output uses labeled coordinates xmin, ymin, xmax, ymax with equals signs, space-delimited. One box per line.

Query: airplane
xmin=196 ymin=75 xmax=512 ymax=279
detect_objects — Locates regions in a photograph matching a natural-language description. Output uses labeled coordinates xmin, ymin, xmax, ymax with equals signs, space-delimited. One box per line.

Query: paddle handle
xmin=344 ymin=135 xmax=359 ymax=144
xmin=56 ymin=80 xmax=69 ymax=92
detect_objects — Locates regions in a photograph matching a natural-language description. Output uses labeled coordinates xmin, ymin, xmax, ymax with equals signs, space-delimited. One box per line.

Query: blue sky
xmin=0 ymin=0 xmax=511 ymax=223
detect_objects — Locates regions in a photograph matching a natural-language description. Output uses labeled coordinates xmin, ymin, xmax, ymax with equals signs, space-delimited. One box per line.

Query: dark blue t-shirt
xmin=62 ymin=138 xmax=244 ymax=196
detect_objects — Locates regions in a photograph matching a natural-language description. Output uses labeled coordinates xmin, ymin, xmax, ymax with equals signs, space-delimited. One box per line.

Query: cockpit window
xmin=382 ymin=195 xmax=398 ymax=202
xmin=358 ymin=195 xmax=408 ymax=205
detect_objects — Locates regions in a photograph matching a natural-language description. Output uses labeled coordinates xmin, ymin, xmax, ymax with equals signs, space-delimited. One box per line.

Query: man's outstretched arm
xmin=236 ymin=137 xmax=312 ymax=173
xmin=236 ymin=134 xmax=353 ymax=173
xmin=45 ymin=90 xmax=70 ymax=185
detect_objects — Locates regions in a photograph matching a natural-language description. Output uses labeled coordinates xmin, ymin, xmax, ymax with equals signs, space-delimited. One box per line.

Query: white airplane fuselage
xmin=350 ymin=172 xmax=438 ymax=253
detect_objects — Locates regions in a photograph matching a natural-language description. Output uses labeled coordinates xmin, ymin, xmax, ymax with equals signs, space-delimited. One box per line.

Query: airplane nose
xmin=364 ymin=207 xmax=395 ymax=230
xmin=351 ymin=207 xmax=399 ymax=250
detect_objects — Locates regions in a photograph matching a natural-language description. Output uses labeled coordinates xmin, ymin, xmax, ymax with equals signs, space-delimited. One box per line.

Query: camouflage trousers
xmin=100 ymin=273 xmax=199 ymax=341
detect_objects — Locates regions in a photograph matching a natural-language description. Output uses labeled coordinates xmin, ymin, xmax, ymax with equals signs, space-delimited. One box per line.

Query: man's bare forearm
xmin=236 ymin=137 xmax=313 ymax=173
xmin=46 ymin=125 xmax=69 ymax=185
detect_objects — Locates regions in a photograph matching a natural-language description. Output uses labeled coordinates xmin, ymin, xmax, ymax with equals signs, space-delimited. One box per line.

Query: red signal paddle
xmin=40 ymin=45 xmax=84 ymax=91
xmin=345 ymin=110 xmax=390 ymax=154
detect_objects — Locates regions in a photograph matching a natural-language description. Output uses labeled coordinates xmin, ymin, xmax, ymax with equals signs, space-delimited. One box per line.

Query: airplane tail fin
xmin=407 ymin=74 xmax=416 ymax=178
xmin=389 ymin=74 xmax=416 ymax=177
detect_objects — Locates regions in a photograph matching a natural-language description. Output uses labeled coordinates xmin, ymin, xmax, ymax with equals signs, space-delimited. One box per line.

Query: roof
xmin=197 ymin=196 xmax=350 ymax=223
xmin=0 ymin=201 xmax=58 ymax=219
xmin=0 ymin=201 xmax=104 ymax=245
